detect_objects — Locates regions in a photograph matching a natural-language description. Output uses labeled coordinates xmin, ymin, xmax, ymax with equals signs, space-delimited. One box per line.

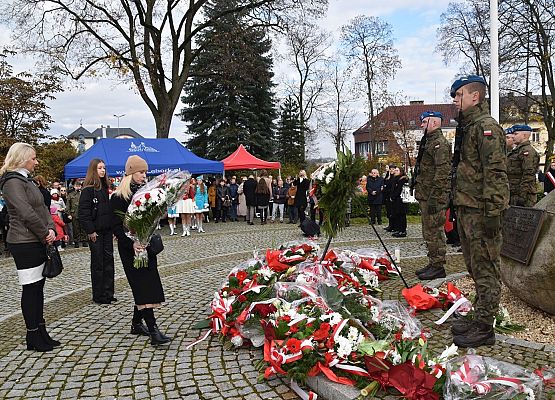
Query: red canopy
xmin=221 ymin=144 xmax=281 ymax=170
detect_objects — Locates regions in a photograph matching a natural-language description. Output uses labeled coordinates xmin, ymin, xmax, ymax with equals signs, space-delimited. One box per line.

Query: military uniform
xmin=66 ymin=189 xmax=87 ymax=245
xmin=414 ymin=128 xmax=451 ymax=269
xmin=454 ymin=101 xmax=509 ymax=326
xmin=507 ymin=140 xmax=539 ymax=207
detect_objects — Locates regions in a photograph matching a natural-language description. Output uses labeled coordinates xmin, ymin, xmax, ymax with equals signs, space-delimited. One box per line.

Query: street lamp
xmin=113 ymin=114 xmax=125 ymax=136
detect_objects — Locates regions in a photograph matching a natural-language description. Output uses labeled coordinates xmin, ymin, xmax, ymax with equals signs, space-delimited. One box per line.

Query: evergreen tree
xmin=180 ymin=0 xmax=276 ymax=160
xmin=275 ymin=96 xmax=304 ymax=165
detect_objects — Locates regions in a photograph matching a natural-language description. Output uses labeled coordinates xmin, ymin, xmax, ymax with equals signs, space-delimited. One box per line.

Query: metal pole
xmin=490 ymin=0 xmax=500 ymax=121
xmin=113 ymin=114 xmax=125 ymax=137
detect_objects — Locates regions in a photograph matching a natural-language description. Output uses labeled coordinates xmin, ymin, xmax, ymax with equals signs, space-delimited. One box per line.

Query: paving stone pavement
xmin=0 ymin=220 xmax=552 ymax=399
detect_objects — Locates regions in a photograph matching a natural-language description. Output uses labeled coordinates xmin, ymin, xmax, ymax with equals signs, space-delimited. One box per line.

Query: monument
xmin=500 ymin=191 xmax=555 ymax=315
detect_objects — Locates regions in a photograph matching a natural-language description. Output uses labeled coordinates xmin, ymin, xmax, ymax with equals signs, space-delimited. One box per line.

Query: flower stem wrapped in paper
xmin=121 ymin=170 xmax=191 ymax=268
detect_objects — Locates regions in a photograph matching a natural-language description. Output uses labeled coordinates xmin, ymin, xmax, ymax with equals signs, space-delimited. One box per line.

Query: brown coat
xmin=0 ymin=172 xmax=54 ymax=244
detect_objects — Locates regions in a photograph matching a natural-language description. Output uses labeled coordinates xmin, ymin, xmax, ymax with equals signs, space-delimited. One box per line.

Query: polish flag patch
xmin=483 ymin=130 xmax=492 ymax=136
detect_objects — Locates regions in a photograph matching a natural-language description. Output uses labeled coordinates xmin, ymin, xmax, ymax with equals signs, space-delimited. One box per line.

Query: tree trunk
xmin=154 ymin=108 xmax=173 ymax=138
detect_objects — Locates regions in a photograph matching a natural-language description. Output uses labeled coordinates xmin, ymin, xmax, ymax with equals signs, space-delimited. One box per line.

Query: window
xmin=392 ymin=121 xmax=399 ymax=126
xmin=375 ymin=140 xmax=388 ymax=155
xmin=532 ymin=132 xmax=540 ymax=142
xmin=409 ymin=120 xmax=416 ymax=126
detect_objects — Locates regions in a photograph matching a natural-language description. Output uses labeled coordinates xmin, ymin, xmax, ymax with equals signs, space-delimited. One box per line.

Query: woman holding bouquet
xmin=111 ymin=155 xmax=171 ymax=346
xmin=79 ymin=158 xmax=116 ymax=304
xmin=194 ymin=176 xmax=208 ymax=233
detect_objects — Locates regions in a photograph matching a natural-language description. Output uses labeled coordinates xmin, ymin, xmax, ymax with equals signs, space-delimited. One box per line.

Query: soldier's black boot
xmin=450 ymin=317 xmax=475 ymax=336
xmin=453 ymin=322 xmax=495 ymax=348
xmin=417 ymin=265 xmax=446 ymax=280
xmin=415 ymin=264 xmax=432 ymax=276
xmin=130 ymin=306 xmax=149 ymax=336
xmin=142 ymin=308 xmax=171 ymax=346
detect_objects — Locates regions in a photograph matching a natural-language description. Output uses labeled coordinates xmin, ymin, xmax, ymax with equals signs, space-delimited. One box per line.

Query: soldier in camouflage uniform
xmin=506 ymin=124 xmax=539 ymax=207
xmin=450 ymin=75 xmax=509 ymax=348
xmin=413 ymin=111 xmax=452 ymax=280
xmin=66 ymin=180 xmax=87 ymax=248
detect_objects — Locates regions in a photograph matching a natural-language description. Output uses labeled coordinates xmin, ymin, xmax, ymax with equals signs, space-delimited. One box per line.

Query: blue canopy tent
xmin=64 ymin=138 xmax=223 ymax=179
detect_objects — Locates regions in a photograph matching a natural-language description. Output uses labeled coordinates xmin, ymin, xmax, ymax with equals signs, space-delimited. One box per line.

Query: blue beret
xmin=450 ymin=75 xmax=487 ymax=98
xmin=510 ymin=124 xmax=532 ymax=133
xmin=420 ymin=110 xmax=443 ymax=122
xmin=505 ymin=127 xmax=514 ymax=135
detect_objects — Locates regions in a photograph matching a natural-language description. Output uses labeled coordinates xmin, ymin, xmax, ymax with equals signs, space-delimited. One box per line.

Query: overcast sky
xmin=0 ymin=0 xmax=459 ymax=158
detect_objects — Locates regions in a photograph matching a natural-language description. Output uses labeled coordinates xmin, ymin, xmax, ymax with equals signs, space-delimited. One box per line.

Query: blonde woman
xmin=110 ymin=156 xmax=171 ymax=346
xmin=0 ymin=143 xmax=58 ymax=352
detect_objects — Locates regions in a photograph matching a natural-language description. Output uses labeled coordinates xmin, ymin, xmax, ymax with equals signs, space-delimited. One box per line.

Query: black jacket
xmin=111 ymin=191 xmax=165 ymax=305
xmin=273 ymin=186 xmax=288 ymax=204
xmin=78 ymin=184 xmax=113 ymax=234
xmin=391 ymin=175 xmax=408 ymax=201
xmin=293 ymin=178 xmax=310 ymax=207
xmin=366 ymin=176 xmax=384 ymax=205
xmin=216 ymin=185 xmax=231 ymax=209
xmin=243 ymin=178 xmax=257 ymax=207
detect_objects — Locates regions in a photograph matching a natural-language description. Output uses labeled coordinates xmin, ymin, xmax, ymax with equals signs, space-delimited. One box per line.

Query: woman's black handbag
xmin=147 ymin=234 xmax=164 ymax=257
xmin=43 ymin=245 xmax=63 ymax=278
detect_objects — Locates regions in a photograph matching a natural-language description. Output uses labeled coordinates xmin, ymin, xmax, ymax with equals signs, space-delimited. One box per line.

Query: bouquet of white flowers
xmin=123 ymin=170 xmax=191 ymax=268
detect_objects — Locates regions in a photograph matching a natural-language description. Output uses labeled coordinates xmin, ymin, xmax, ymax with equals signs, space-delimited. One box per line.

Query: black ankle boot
xmin=142 ymin=308 xmax=171 ymax=346
xmin=26 ymin=328 xmax=53 ymax=352
xmin=130 ymin=306 xmax=149 ymax=336
xmin=149 ymin=325 xmax=171 ymax=346
xmin=39 ymin=323 xmax=61 ymax=347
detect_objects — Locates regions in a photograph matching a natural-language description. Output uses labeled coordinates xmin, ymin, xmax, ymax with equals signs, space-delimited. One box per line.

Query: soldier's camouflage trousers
xmin=419 ymin=200 xmax=447 ymax=268
xmin=457 ymin=206 xmax=502 ymax=326
xmin=509 ymin=192 xmax=537 ymax=208
xmin=72 ymin=218 xmax=87 ymax=243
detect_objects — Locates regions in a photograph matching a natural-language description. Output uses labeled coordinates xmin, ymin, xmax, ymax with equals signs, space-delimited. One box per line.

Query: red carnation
xmin=238 ymin=294 xmax=247 ymax=302
xmin=145 ymin=193 xmax=151 ymax=200
xmin=313 ymin=322 xmax=331 ymax=342
xmin=286 ymin=338 xmax=302 ymax=353
xmin=236 ymin=270 xmax=248 ymax=283
xmin=135 ymin=200 xmax=142 ymax=207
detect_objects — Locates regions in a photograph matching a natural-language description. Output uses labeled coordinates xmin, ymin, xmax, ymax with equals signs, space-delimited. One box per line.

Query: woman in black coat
xmin=389 ymin=167 xmax=409 ymax=237
xmin=255 ymin=177 xmax=271 ymax=224
xmin=111 ymin=155 xmax=170 ymax=346
xmin=78 ymin=158 xmax=115 ymax=304
xmin=293 ymin=170 xmax=310 ymax=224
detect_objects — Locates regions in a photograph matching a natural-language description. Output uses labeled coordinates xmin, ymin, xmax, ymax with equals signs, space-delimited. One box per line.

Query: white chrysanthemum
xmin=320 ymin=312 xmax=343 ymax=326
xmin=335 ymin=336 xmax=353 ymax=359
xmin=325 ymin=172 xmax=334 ymax=184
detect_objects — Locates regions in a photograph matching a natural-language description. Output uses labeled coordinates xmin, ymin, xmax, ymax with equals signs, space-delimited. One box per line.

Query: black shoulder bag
xmin=43 ymin=245 xmax=63 ymax=278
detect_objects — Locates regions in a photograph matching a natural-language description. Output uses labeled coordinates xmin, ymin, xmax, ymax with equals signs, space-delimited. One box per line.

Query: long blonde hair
xmin=113 ymin=174 xmax=133 ymax=200
xmin=0 ymin=143 xmax=35 ymax=175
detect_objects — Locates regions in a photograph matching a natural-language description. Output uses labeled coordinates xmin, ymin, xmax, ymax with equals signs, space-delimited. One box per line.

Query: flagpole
xmin=490 ymin=0 xmax=500 ymax=121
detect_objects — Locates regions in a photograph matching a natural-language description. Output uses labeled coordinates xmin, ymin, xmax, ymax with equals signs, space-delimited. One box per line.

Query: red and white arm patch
xmin=483 ymin=130 xmax=492 ymax=136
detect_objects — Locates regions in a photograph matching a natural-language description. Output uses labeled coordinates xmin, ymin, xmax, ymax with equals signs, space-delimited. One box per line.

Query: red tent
xmin=221 ymin=144 xmax=281 ymax=170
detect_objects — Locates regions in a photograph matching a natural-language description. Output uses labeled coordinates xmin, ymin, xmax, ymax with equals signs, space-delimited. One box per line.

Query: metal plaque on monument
xmin=501 ymin=206 xmax=546 ymax=265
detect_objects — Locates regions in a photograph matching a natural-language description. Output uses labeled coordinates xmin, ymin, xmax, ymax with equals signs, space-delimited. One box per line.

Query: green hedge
xmin=350 ymin=194 xmax=421 ymax=218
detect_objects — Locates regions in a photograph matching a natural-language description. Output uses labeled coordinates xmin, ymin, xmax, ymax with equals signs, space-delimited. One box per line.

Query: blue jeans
xmin=288 ymin=206 xmax=298 ymax=222
xmin=229 ymin=204 xmax=237 ymax=221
